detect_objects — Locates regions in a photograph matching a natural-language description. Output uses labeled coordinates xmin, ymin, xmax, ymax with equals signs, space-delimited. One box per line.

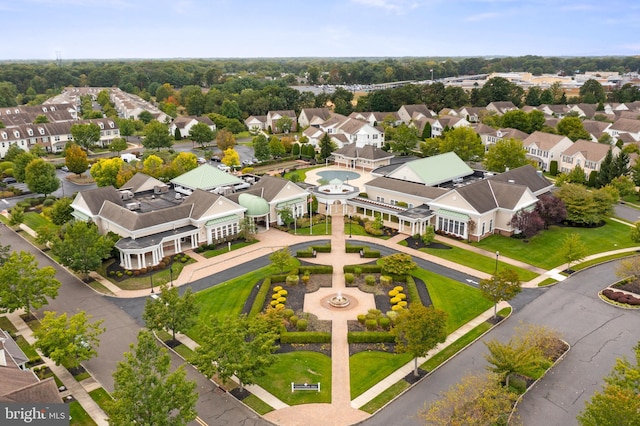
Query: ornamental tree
xmin=379 ymin=253 xmax=417 ymax=276
xmin=143 ymin=285 xmax=199 ymax=341
xmin=65 ymin=143 xmax=89 ymax=176
xmin=25 ymin=158 xmax=59 ymax=196
xmin=52 ymin=221 xmax=114 ymax=276
xmin=70 ymin=123 xmax=101 ymax=151
xmin=479 ymin=268 xmax=521 ymax=319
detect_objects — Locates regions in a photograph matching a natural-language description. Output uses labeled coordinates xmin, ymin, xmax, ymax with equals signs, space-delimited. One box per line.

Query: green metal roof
xmin=405 ymin=152 xmax=473 ymax=186
xmin=238 ymin=193 xmax=269 ymax=217
xmin=170 ymin=164 xmax=242 ymax=190
xmin=71 ymin=210 xmax=90 ymax=221
xmin=437 ymin=209 xmax=470 ymax=221
xmin=205 ymin=214 xmax=238 ymax=226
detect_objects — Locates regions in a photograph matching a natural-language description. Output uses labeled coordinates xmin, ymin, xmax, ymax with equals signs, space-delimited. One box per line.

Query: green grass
xmin=173 ymin=343 xmax=196 ymax=361
xmin=292 ymin=221 xmax=331 ymax=236
xmin=418 ymin=244 xmax=538 ymax=281
xmin=538 ymin=278 xmax=559 ymax=287
xmin=186 ymin=263 xmax=297 ymax=342
xmin=473 ymin=219 xmax=635 ymax=269
xmin=89 ymin=387 xmax=112 ymax=407
xmin=412 ymin=269 xmax=493 ymax=333
xmin=96 ymin=257 xmax=195 ymax=291
xmin=242 ymin=394 xmax=274 ymax=415
xmin=283 ymin=165 xmax=324 ymax=182
xmin=349 ymin=351 xmax=413 ymax=399
xmin=69 ymin=401 xmax=97 ymax=426
xmin=421 ymin=322 xmax=492 ymax=372
xmin=86 ymin=280 xmax=114 ymax=295
xmin=620 ymin=195 xmax=640 ymax=207
xmin=571 ymin=251 xmax=638 ymax=271
xmin=14 ymin=335 xmax=39 ymax=361
xmin=201 ymin=240 xmax=256 ymax=258
xmin=0 ymin=316 xmax=18 ymax=334
xmin=255 ymin=351 xmax=331 ymax=405
xmin=22 ymin=212 xmax=58 ymax=232
xmin=359 ymin=380 xmax=410 ymax=414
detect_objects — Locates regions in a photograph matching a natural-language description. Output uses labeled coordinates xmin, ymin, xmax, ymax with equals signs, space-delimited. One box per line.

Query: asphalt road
xmin=361 ymin=261 xmax=640 ymax=426
xmin=0 ymin=227 xmax=270 ymax=426
xmin=614 ymin=202 xmax=640 ymax=223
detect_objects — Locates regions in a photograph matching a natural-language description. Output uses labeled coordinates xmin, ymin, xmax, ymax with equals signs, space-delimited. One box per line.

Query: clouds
xmin=350 ymin=0 xmax=420 ymax=13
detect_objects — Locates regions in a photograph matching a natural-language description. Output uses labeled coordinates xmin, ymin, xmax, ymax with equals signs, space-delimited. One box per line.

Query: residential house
xmin=606 ymin=117 xmax=640 ymax=142
xmin=349 ymin=112 xmax=401 ymax=127
xmin=569 ymin=103 xmax=598 ymax=119
xmin=457 ymin=106 xmax=483 ymax=123
xmin=266 ymin=110 xmax=297 ymax=133
xmin=397 ymin=104 xmax=434 ymax=123
xmin=538 ymin=104 xmax=570 ymax=117
xmin=244 ymin=115 xmax=267 ymax=132
xmin=522 ymin=131 xmax=573 ymax=172
xmin=486 ymin=101 xmax=518 ymax=115
xmin=169 ymin=116 xmax=216 ymax=139
xmin=431 ymin=116 xmax=470 ymax=137
xmin=298 ymin=108 xmax=331 ymax=128
xmin=331 ymin=143 xmax=394 ymax=170
xmin=582 ymin=120 xmax=611 ymax=142
xmin=0 ymin=103 xmax=76 ymax=127
xmin=316 ymin=114 xmax=384 ymax=149
xmin=559 ymin=139 xmax=620 ymax=177
xmin=480 ymin=127 xmax=529 ymax=148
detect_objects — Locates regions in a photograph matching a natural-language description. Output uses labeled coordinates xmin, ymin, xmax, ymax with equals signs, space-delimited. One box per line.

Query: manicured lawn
xmin=412 ymin=269 xmax=493 ymax=333
xmin=538 ymin=278 xmax=558 ymax=287
xmin=473 ymin=219 xmax=635 ymax=270
xmin=96 ymin=257 xmax=195 ymax=291
xmin=255 ymin=351 xmax=331 ymax=405
xmin=572 ymin=251 xmax=637 ymax=271
xmin=243 ymin=394 xmax=274 ymax=415
xmin=283 ymin=165 xmax=324 ymax=182
xmin=69 ymin=401 xmax=96 ymax=426
xmin=23 ymin=212 xmax=58 ymax=232
xmin=0 ymin=316 xmax=18 ymax=334
xmin=290 ymin=221 xmax=331 ymax=236
xmin=360 ymin=380 xmax=409 ymax=414
xmin=421 ymin=322 xmax=492 ymax=372
xmin=201 ymin=240 xmax=256 ymax=258
xmin=350 ymin=351 xmax=413 ymax=399
xmin=186 ymin=263 xmax=297 ymax=342
xmin=89 ymin=387 xmax=112 ymax=407
xmin=418 ymin=244 xmax=538 ymax=281
xmin=14 ymin=335 xmax=39 ymax=361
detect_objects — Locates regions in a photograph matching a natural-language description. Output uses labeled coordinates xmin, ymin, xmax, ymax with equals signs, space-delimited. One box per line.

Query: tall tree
xmin=193 ymin=314 xmax=279 ymax=391
xmin=52 ymin=221 xmax=114 ymax=276
xmin=188 ymin=122 xmax=215 ymax=148
xmin=275 ymin=115 xmax=293 ymax=134
xmin=222 ymin=148 xmax=240 ymax=168
xmin=394 ymin=303 xmax=448 ymax=376
xmin=479 ymin=268 xmax=521 ymax=319
xmin=142 ymin=121 xmax=173 ymax=151
xmin=579 ymin=79 xmax=606 ymax=104
xmin=439 ymin=126 xmax=484 ymax=161
xmin=12 ymin=152 xmax=37 ymax=182
xmin=107 ymin=330 xmax=198 ymax=426
xmin=70 ymin=123 xmax=101 ymax=151
xmin=597 ymin=148 xmax=616 ymax=188
xmin=25 ymin=158 xmax=59 ymax=196
xmin=389 ymin=123 xmax=418 ymax=155
xmin=578 ymin=341 xmax=640 ymax=426
xmin=109 ymin=137 xmax=128 ymax=155
xmin=50 ymin=197 xmax=74 ymax=226
xmin=535 ymin=194 xmax=567 ymax=228
xmin=90 ymin=157 xmax=125 ymax=187
xmin=252 ymin=134 xmax=270 ymax=161
xmin=34 ymin=311 xmax=104 ymax=370
xmin=143 ymin=285 xmax=199 ymax=341
xmin=559 ymin=233 xmax=589 ymax=271
xmin=0 ymin=251 xmax=60 ymax=316
xmin=508 ymin=209 xmax=544 ymax=240
xmin=557 ymin=116 xmax=591 ymax=141
xmin=65 ymin=143 xmax=89 ymax=176
xmin=215 ymin=128 xmax=236 ymax=151
xmin=483 ymin=138 xmax=529 ymax=172
xmin=268 ymin=136 xmax=285 ymax=158
xmin=318 ymin=133 xmax=333 ymax=161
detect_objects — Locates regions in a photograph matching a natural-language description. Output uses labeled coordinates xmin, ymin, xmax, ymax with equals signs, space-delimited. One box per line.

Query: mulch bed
xmin=404 ymin=236 xmax=453 ymax=251
xmin=614 ymin=279 xmax=640 ymax=295
xmin=403 ymin=368 xmax=428 ymax=385
xmin=229 ymin=387 xmax=251 ymax=401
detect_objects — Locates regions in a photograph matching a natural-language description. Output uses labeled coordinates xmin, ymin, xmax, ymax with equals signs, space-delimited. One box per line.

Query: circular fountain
xmin=328 ymin=291 xmax=350 ymax=308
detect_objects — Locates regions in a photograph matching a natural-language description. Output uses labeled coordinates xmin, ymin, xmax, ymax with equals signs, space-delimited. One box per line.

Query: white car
xmin=217 ymin=164 xmax=231 ymax=172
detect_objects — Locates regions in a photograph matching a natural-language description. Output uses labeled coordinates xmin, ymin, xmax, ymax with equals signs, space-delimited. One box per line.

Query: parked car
xmin=210 ymin=155 xmax=221 ymax=162
xmin=197 ymin=157 xmax=207 ymax=164
xmin=217 ymin=164 xmax=231 ymax=172
xmin=2 ymin=177 xmax=17 ymax=184
xmin=241 ymin=159 xmax=254 ymax=166
xmin=61 ymin=166 xmax=69 ymax=172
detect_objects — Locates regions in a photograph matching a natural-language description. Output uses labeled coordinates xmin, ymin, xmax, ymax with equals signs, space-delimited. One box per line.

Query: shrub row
xmin=249 ymin=278 xmax=272 ymax=317
xmin=280 ymin=331 xmax=332 ymax=344
xmin=299 ymin=265 xmax=334 ymax=275
xmin=602 ymin=289 xmax=640 ymax=306
xmin=313 ymin=243 xmax=331 ymax=253
xmin=344 ymin=265 xmax=381 ymax=273
xmin=405 ymin=276 xmax=422 ymax=306
xmin=296 ymin=248 xmax=315 ymax=258
xmin=347 ymin=331 xmax=395 ymax=343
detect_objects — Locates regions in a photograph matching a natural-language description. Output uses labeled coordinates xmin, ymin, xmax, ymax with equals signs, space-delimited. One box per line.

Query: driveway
xmin=362 ymin=261 xmax=640 ymax=426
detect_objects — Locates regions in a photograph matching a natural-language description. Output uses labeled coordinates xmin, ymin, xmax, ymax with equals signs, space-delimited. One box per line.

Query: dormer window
xmin=50 ymin=106 xmax=55 ymax=111
xmin=38 ymin=127 xmax=45 ymax=135
xmin=14 ymin=109 xmax=19 ymax=114
xmin=42 ymin=107 xmax=48 ymax=112
xmin=27 ymin=129 xmax=33 ymax=136
xmin=109 ymin=121 xmax=114 ymax=128
xmin=14 ymin=131 xmax=20 ymax=138
xmin=1 ymin=132 xmax=6 ymax=140
xmin=98 ymin=122 xmax=104 ymax=129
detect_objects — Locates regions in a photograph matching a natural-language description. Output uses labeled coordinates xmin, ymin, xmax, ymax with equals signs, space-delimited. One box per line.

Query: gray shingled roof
xmin=455 ymin=180 xmax=527 ymax=213
xmin=333 ymin=144 xmax=394 ymax=160
xmin=76 ymin=186 xmax=124 ymax=215
xmin=364 ymin=176 xmax=448 ymax=200
xmin=99 ymin=200 xmax=193 ymax=231
xmin=489 ymin=165 xmax=553 ymax=194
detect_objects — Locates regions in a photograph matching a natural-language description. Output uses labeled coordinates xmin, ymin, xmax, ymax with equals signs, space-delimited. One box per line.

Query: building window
xmin=489 ymin=219 xmax=493 ymax=232
xmin=437 ymin=216 xmax=466 ymax=238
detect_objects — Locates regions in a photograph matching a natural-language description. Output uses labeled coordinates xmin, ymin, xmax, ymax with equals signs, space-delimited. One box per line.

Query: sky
xmin=1 ymin=0 xmax=639 ymax=60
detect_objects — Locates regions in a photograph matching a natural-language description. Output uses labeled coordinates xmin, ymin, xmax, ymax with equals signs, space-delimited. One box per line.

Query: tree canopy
xmin=52 ymin=221 xmax=114 ymax=276
xmin=143 ymin=285 xmax=199 ymax=340
xmin=142 ymin=121 xmax=173 ymax=151
xmin=25 ymin=158 xmax=59 ymax=196
xmin=483 ymin=138 xmax=530 ymax=172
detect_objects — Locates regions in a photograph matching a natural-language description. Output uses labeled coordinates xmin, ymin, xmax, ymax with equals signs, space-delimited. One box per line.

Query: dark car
xmin=210 ymin=155 xmax=221 ymax=162
xmin=2 ymin=177 xmax=17 ymax=184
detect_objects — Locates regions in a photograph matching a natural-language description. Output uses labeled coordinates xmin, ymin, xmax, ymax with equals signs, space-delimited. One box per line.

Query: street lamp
xmin=169 ymin=265 xmax=173 ymax=287
xmin=150 ymin=270 xmax=155 ymax=294
xmin=495 ymin=251 xmax=500 ymax=275
xmin=349 ymin=213 xmax=352 ymax=238
xmin=294 ymin=206 xmax=297 ymax=235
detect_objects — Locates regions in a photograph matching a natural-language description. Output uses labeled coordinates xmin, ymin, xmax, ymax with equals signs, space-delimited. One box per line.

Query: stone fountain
xmin=328 ymin=291 xmax=350 ymax=308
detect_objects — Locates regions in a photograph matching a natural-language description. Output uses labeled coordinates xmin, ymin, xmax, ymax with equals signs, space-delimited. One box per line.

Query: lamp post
xmin=495 ymin=251 xmax=500 ymax=275
xmin=325 ymin=203 xmax=329 ymax=235
xmin=349 ymin=213 xmax=352 ymax=238
xmin=309 ymin=196 xmax=313 ymax=235
xmin=169 ymin=265 xmax=173 ymax=287
xmin=150 ymin=270 xmax=154 ymax=294
xmin=294 ymin=206 xmax=297 ymax=235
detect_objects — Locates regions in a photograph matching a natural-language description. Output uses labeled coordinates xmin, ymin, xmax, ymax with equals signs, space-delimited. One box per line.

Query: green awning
xmin=437 ymin=209 xmax=470 ymax=221
xmin=72 ymin=210 xmax=90 ymax=221
xmin=276 ymin=198 xmax=304 ymax=209
xmin=205 ymin=214 xmax=238 ymax=226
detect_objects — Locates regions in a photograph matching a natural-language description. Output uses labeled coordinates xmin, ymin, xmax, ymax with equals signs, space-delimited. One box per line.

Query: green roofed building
xmin=170 ymin=164 xmax=243 ymax=195
xmin=386 ymin=152 xmax=473 ymax=186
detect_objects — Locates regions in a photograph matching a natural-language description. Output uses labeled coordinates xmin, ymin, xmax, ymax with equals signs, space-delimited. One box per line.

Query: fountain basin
xmin=328 ymin=293 xmax=350 ymax=308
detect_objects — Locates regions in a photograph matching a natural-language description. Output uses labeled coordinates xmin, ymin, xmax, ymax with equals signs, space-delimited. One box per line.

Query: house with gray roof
xmin=559 ymin=139 xmax=620 ymax=177
xmin=298 ymin=108 xmax=331 ymax=128
xmin=397 ymin=104 xmax=434 ymax=123
xmin=522 ymin=131 xmax=573 ymax=172
xmin=169 ymin=116 xmax=215 ymax=139
xmin=486 ymin=101 xmax=518 ymax=115
xmin=266 ymin=110 xmax=297 ymax=133
xmin=332 ymin=143 xmax=394 ymax=170
xmin=606 ymin=117 xmax=640 ymax=142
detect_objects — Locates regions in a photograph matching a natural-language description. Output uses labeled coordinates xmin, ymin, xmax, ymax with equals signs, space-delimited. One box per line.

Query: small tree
xmin=143 ymin=285 xmax=199 ymax=341
xmin=188 ymin=122 xmax=215 ymax=148
xmin=479 ymin=268 xmax=521 ymax=319
xmin=50 ymin=197 xmax=74 ymax=225
xmin=0 ymin=251 xmax=60 ymax=317
xmin=109 ymin=137 xmax=128 ymax=155
xmin=379 ymin=253 xmax=417 ymax=276
xmin=508 ymin=209 xmax=544 ymax=240
xmin=142 ymin=121 xmax=173 ymax=151
xmin=65 ymin=143 xmax=89 ymax=176
xmin=216 ymin=128 xmax=236 ymax=151
xmin=34 ymin=311 xmax=104 ymax=370
xmin=221 ymin=147 xmax=240 ymax=168
xmin=270 ymin=246 xmax=294 ymax=273
xmin=277 ymin=207 xmax=294 ymax=228
xmin=484 ymin=338 xmax=542 ymax=387
xmin=393 ymin=303 xmax=448 ymax=376
xmin=25 ymin=158 xmax=59 ymax=196
xmin=70 ymin=123 xmax=101 ymax=151
xmin=193 ymin=314 xmax=279 ymax=391
xmin=559 ymin=233 xmax=588 ymax=271
xmin=421 ymin=225 xmax=436 ymax=246
xmin=549 ymin=160 xmax=558 ymax=176
xmin=8 ymin=205 xmax=24 ymax=227
xmin=535 ymin=194 xmax=566 ymax=229
xmin=52 ymin=221 xmax=114 ymax=277
xmin=107 ymin=330 xmax=197 ymax=426
xmin=631 ymin=221 xmax=640 ymax=244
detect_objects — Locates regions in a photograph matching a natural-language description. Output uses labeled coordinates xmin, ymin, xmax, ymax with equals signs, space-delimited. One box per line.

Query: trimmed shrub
xmin=277 ymin=297 xmax=286 ymax=304
xmin=380 ymin=275 xmax=393 ymax=286
xmin=273 ymin=286 xmax=283 ymax=292
xmin=313 ymin=243 xmax=332 ymax=253
xmin=270 ymin=300 xmax=279 ymax=307
xmin=365 ymin=319 xmax=378 ymax=331
xmin=347 ymin=331 xmax=395 ymax=343
xmin=391 ymin=305 xmax=403 ymax=312
xmin=362 ymin=248 xmax=381 ymax=258
xmin=297 ymin=319 xmax=308 ymax=331
xmin=278 ymin=289 xmax=288 ymax=296
xmin=289 ymin=315 xmax=299 ymax=326
xmin=394 ymin=286 xmax=404 ymax=292
xmin=275 ymin=303 xmax=285 ymax=310
xmin=345 ymin=273 xmax=355 ymax=284
xmin=357 ymin=314 xmax=367 ymax=324
xmin=299 ymin=265 xmax=333 ymax=274
xmin=365 ymin=275 xmax=376 ymax=286
xmin=280 ymin=331 xmax=331 ymax=344
xmin=379 ymin=317 xmax=391 ymax=330
xmin=354 ymin=267 xmax=362 ymax=277
xmin=250 ymin=278 xmax=272 ymax=317
xmin=405 ymin=276 xmax=422 ymax=306
xmin=388 ymin=289 xmax=399 ymax=297
xmin=390 ymin=297 xmax=401 ymax=305
xmin=286 ymin=275 xmax=299 ymax=286
xmin=272 ymin=293 xmax=280 ymax=299
xmin=344 ymin=265 xmax=381 ymax=273
xmin=386 ymin=310 xmax=399 ymax=324
xmin=346 ymin=244 xmax=365 ymax=254
xmin=397 ymin=301 xmax=408 ymax=308
xmin=301 ymin=273 xmax=310 ymax=284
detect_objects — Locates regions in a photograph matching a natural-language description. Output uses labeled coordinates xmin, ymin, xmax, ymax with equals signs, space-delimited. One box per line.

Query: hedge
xmin=405 ymin=276 xmax=422 ymax=306
xmin=297 ymin=243 xmax=332 ymax=258
xmin=362 ymin=248 xmax=380 ymax=258
xmin=249 ymin=278 xmax=272 ymax=317
xmin=346 ymin=244 xmax=365 ymax=254
xmin=280 ymin=331 xmax=331 ymax=344
xmin=299 ymin=265 xmax=333 ymax=274
xmin=344 ymin=265 xmax=381 ymax=273
xmin=313 ymin=243 xmax=331 ymax=253
xmin=347 ymin=331 xmax=396 ymax=343
xmin=296 ymin=248 xmax=315 ymax=258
